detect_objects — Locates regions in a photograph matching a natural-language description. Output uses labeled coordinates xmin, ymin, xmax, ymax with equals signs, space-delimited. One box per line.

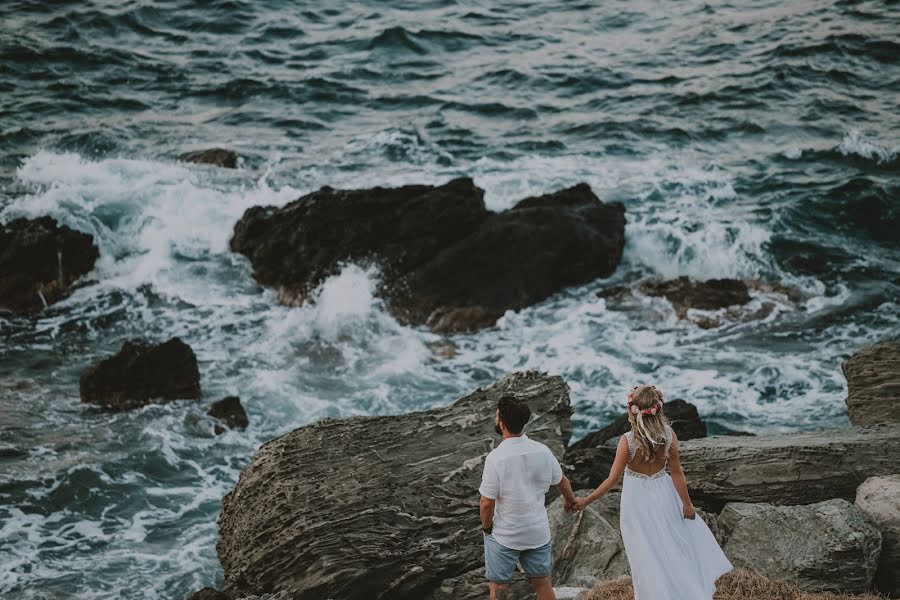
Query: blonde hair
xmin=627 ymin=385 xmax=670 ymax=461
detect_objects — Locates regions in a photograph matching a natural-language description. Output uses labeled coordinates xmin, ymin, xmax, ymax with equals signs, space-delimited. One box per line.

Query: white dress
xmin=619 ymin=428 xmax=732 ymax=600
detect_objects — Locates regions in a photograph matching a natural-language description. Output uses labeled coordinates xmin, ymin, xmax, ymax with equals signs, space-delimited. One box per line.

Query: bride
xmin=574 ymin=385 xmax=732 ymax=600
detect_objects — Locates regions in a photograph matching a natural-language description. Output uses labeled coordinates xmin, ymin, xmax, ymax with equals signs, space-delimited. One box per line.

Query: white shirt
xmin=478 ymin=434 xmax=564 ymax=550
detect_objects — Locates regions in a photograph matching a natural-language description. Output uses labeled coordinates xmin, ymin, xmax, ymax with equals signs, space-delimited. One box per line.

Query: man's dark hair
xmin=497 ymin=395 xmax=531 ymax=434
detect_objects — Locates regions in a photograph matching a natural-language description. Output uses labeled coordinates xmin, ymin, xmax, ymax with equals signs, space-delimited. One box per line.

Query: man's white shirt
xmin=478 ymin=434 xmax=563 ymax=550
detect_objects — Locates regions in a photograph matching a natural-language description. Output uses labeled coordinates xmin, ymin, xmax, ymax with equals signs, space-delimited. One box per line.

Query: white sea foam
xmin=838 ymin=129 xmax=898 ymax=164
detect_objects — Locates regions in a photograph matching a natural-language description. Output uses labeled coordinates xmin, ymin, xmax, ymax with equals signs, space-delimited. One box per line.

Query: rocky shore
xmin=192 ymin=340 xmax=900 ymax=599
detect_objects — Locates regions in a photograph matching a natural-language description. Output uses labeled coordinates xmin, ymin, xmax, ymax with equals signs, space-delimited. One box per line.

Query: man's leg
xmin=489 ymin=581 xmax=511 ymax=600
xmin=483 ymin=534 xmax=518 ymax=599
xmin=529 ymin=576 xmax=556 ymax=600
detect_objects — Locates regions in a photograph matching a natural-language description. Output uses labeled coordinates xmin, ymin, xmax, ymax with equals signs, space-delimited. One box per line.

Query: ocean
xmin=1 ymin=0 xmax=898 ymax=597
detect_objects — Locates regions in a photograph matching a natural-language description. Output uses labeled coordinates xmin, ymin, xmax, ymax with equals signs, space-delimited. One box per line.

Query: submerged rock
xmin=178 ymin=148 xmax=238 ymax=168
xmin=0 ymin=216 xmax=99 ymax=314
xmin=639 ymin=277 xmax=752 ymax=317
xmin=230 ymin=178 xmax=625 ymax=333
xmin=718 ymin=499 xmax=881 ymax=593
xmin=208 ymin=396 xmax=249 ymax=434
xmin=216 ymin=372 xmax=572 ymax=600
xmin=80 ymin=338 xmax=202 ymax=410
xmin=855 ymin=474 xmax=900 ymax=596
xmin=842 ymin=340 xmax=900 ymax=427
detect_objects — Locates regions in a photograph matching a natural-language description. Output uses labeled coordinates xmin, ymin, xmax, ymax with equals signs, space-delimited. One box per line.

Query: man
xmin=479 ymin=395 xmax=579 ymax=600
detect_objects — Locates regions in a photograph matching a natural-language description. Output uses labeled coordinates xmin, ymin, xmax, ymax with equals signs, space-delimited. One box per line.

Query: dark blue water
xmin=1 ymin=1 xmax=898 ymax=598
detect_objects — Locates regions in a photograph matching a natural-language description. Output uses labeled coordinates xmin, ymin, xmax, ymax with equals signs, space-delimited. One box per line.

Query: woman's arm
xmin=577 ymin=435 xmax=629 ymax=509
xmin=668 ymin=433 xmax=696 ymax=519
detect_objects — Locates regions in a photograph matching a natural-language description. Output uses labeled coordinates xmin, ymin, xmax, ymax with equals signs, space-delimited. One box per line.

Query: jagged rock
xmin=546 ymin=493 xmax=630 ymax=588
xmin=842 ymin=341 xmax=900 ymax=427
xmin=187 ymin=588 xmax=230 ymax=600
xmin=79 ymin=338 xmax=201 ymax=410
xmin=0 ymin=216 xmax=99 ymax=314
xmin=424 ymin=567 xmax=534 ymax=600
xmin=217 ymin=372 xmax=573 ymax=600
xmin=230 ymin=178 xmax=625 ymax=333
xmin=568 ymin=425 xmax=900 ymax=511
xmin=717 ymin=499 xmax=881 ymax=593
xmin=178 ymin=148 xmax=238 ymax=168
xmin=208 ymin=396 xmax=249 ymax=434
xmin=855 ymin=475 xmax=900 ymax=596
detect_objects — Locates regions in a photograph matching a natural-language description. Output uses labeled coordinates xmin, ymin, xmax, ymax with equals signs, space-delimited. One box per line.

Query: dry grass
xmin=581 ymin=570 xmax=884 ymax=600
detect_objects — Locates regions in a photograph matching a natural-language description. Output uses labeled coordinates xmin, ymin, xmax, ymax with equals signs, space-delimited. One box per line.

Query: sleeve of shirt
xmin=479 ymin=454 xmax=500 ymax=499
xmin=549 ymin=451 xmax=563 ymax=486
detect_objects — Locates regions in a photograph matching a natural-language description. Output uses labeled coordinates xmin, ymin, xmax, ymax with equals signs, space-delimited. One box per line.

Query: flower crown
xmin=627 ymin=385 xmax=664 ymax=416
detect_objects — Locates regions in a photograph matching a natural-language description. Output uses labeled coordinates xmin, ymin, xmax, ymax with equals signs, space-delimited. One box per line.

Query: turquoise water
xmin=1 ymin=1 xmax=898 ymax=598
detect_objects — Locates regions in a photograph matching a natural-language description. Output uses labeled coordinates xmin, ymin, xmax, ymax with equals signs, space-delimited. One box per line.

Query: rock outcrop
xmin=639 ymin=277 xmax=752 ymax=316
xmin=718 ymin=499 xmax=881 ymax=593
xmin=216 ymin=372 xmax=572 ymax=600
xmin=855 ymin=474 xmax=900 ymax=596
xmin=230 ymin=178 xmax=625 ymax=333
xmin=568 ymin=424 xmax=900 ymax=510
xmin=842 ymin=341 xmax=900 ymax=427
xmin=80 ymin=338 xmax=202 ymax=410
xmin=0 ymin=216 xmax=99 ymax=314
xmin=208 ymin=396 xmax=249 ymax=434
xmin=178 ymin=148 xmax=238 ymax=168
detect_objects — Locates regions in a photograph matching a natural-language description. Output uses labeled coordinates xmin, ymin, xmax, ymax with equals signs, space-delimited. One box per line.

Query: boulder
xmin=855 ymin=474 xmax=900 ymax=596
xmin=545 ymin=493 xmax=629 ymax=588
xmin=216 ymin=372 xmax=572 ymax=600
xmin=567 ymin=425 xmax=900 ymax=510
xmin=717 ymin=499 xmax=881 ymax=593
xmin=230 ymin=178 xmax=625 ymax=333
xmin=0 ymin=216 xmax=99 ymax=314
xmin=842 ymin=341 xmax=900 ymax=427
xmin=178 ymin=148 xmax=238 ymax=168
xmin=208 ymin=396 xmax=249 ymax=434
xmin=80 ymin=338 xmax=202 ymax=410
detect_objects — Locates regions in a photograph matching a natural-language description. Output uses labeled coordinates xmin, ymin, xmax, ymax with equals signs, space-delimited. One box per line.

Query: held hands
xmin=564 ymin=496 xmax=589 ymax=513
xmin=683 ymin=504 xmax=696 ymax=520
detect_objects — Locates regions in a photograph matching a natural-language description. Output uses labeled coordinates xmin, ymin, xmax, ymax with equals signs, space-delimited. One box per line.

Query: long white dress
xmin=619 ymin=427 xmax=732 ymax=600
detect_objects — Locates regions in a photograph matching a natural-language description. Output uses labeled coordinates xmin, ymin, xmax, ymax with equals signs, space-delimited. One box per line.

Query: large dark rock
xmin=178 ymin=148 xmax=238 ymax=168
xmin=230 ymin=178 xmax=625 ymax=332
xmin=80 ymin=338 xmax=202 ymax=410
xmin=208 ymin=396 xmax=249 ymax=434
xmin=842 ymin=341 xmax=900 ymax=427
xmin=718 ymin=499 xmax=881 ymax=593
xmin=0 ymin=216 xmax=99 ymax=314
xmin=186 ymin=588 xmax=230 ymax=600
xmin=216 ymin=372 xmax=573 ymax=600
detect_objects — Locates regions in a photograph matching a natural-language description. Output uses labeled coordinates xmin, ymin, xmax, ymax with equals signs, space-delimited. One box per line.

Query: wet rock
xmin=568 ymin=424 xmax=900 ymax=510
xmin=718 ymin=499 xmax=881 ymax=593
xmin=855 ymin=474 xmax=900 ymax=596
xmin=0 ymin=216 xmax=99 ymax=314
xmin=187 ymin=588 xmax=230 ymax=600
xmin=842 ymin=341 xmax=900 ymax=427
xmin=178 ymin=148 xmax=238 ymax=168
xmin=79 ymin=338 xmax=202 ymax=410
xmin=216 ymin=372 xmax=572 ymax=600
xmin=639 ymin=277 xmax=751 ymax=317
xmin=208 ymin=396 xmax=249 ymax=434
xmin=230 ymin=178 xmax=625 ymax=333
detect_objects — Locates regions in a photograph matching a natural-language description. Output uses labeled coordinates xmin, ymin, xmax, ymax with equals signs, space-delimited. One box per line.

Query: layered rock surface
xmin=230 ymin=178 xmax=625 ymax=332
xmin=842 ymin=341 xmax=900 ymax=427
xmin=216 ymin=372 xmax=572 ymax=600
xmin=79 ymin=337 xmax=202 ymax=410
xmin=0 ymin=216 xmax=99 ymax=314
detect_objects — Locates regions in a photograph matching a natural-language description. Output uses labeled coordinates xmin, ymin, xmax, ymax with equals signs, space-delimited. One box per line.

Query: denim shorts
xmin=483 ymin=534 xmax=552 ymax=583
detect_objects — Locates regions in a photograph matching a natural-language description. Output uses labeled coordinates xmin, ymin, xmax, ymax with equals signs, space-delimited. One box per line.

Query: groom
xmin=479 ymin=395 xmax=579 ymax=600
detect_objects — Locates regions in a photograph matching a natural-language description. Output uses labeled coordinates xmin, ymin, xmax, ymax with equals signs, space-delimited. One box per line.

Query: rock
xmin=568 ymin=399 xmax=707 ymax=454
xmin=187 ymin=588 xmax=230 ymax=600
xmin=423 ymin=567 xmax=534 ymax=600
xmin=717 ymin=499 xmax=881 ymax=593
xmin=208 ymin=396 xmax=249 ymax=434
xmin=216 ymin=372 xmax=573 ymax=600
xmin=855 ymin=474 xmax=900 ymax=596
xmin=230 ymin=178 xmax=625 ymax=333
xmin=639 ymin=277 xmax=751 ymax=317
xmin=79 ymin=338 xmax=202 ymax=410
xmin=842 ymin=341 xmax=900 ymax=427
xmin=0 ymin=216 xmax=99 ymax=314
xmin=568 ymin=425 xmax=900 ymax=511
xmin=178 ymin=148 xmax=238 ymax=168
xmin=546 ymin=493 xmax=629 ymax=588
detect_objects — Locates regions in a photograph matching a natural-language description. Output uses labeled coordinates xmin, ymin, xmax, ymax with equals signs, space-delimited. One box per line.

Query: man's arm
xmin=480 ymin=496 xmax=496 ymax=532
xmin=555 ymin=475 xmax=578 ymax=510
